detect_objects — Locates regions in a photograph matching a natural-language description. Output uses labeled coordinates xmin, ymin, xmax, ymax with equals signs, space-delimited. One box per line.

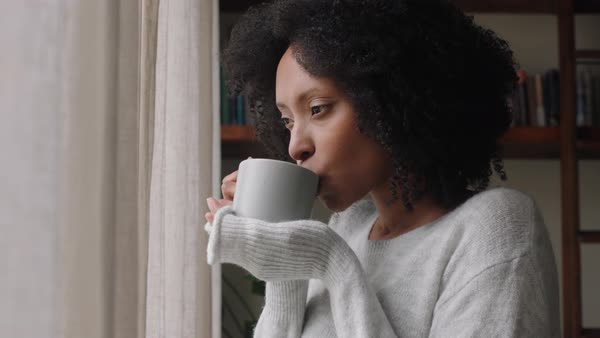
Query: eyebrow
xmin=276 ymin=87 xmax=322 ymax=110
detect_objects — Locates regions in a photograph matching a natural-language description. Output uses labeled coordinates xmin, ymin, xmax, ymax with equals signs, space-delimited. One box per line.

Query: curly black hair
xmin=222 ymin=0 xmax=517 ymax=211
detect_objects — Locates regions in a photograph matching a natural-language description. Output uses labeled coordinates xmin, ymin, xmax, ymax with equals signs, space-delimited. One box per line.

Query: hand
xmin=204 ymin=170 xmax=238 ymax=223
xmin=205 ymin=197 xmax=232 ymax=223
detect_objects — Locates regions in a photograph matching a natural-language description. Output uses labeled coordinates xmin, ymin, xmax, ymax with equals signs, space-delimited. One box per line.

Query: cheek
xmin=321 ymin=133 xmax=390 ymax=210
xmin=315 ymin=106 xmax=392 ymax=209
xmin=319 ymin=169 xmax=375 ymax=211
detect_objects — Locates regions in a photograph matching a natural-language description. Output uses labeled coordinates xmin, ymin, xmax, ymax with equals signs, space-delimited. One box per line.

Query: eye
xmin=280 ymin=117 xmax=294 ymax=130
xmin=311 ymin=104 xmax=330 ymax=115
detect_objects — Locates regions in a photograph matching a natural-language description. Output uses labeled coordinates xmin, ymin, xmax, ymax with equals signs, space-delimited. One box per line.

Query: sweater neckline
xmin=363 ymin=198 xmax=462 ymax=249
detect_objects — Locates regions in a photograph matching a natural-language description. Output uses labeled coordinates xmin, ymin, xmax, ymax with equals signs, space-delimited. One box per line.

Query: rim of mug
xmin=241 ymin=158 xmax=318 ymax=177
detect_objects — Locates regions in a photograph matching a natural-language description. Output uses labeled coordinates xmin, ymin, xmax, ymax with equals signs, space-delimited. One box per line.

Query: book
xmin=509 ymin=89 xmax=521 ymax=127
xmin=576 ymin=69 xmax=587 ymax=126
xmin=592 ymin=76 xmax=600 ymax=126
xmin=516 ymin=70 xmax=529 ymax=126
xmin=582 ymin=69 xmax=593 ymax=126
xmin=535 ymin=73 xmax=546 ymax=126
xmin=527 ymin=75 xmax=537 ymax=126
xmin=547 ymin=69 xmax=560 ymax=126
xmin=220 ymin=65 xmax=231 ymax=125
xmin=236 ymin=95 xmax=245 ymax=125
xmin=543 ymin=71 xmax=552 ymax=124
xmin=229 ymin=96 xmax=237 ymax=124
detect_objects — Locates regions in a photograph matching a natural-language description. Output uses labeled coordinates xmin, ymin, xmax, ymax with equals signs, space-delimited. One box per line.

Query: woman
xmin=205 ymin=0 xmax=560 ymax=336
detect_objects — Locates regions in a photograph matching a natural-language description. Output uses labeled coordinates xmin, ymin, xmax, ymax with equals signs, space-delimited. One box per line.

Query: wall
xmin=474 ymin=13 xmax=600 ymax=328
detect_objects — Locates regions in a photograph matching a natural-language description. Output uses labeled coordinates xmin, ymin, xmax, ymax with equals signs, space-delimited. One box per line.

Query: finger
xmin=206 ymin=197 xmax=218 ymax=213
xmin=206 ymin=198 xmax=232 ymax=215
xmin=204 ymin=211 xmax=214 ymax=223
xmin=221 ymin=180 xmax=236 ymax=201
xmin=222 ymin=170 xmax=238 ymax=183
xmin=216 ymin=199 xmax=233 ymax=207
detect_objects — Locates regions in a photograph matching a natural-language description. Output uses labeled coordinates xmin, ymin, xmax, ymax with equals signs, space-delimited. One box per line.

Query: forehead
xmin=275 ymin=48 xmax=340 ymax=104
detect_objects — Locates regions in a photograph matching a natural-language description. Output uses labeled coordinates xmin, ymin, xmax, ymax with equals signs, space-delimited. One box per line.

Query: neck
xmin=368 ymin=181 xmax=450 ymax=240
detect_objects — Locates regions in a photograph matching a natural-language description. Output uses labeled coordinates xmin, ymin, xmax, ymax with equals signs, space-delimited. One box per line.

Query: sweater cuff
xmin=205 ymin=205 xmax=235 ymax=265
xmin=206 ymin=206 xmax=361 ymax=283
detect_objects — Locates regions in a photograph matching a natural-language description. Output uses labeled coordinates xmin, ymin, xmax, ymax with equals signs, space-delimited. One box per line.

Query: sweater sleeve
xmin=206 ymin=206 xmax=397 ymax=338
xmin=253 ymin=281 xmax=308 ymax=338
xmin=429 ymin=255 xmax=560 ymax=338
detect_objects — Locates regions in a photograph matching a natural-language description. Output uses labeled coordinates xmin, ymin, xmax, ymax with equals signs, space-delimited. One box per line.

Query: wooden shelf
xmin=501 ymin=127 xmax=600 ymax=159
xmin=500 ymin=127 xmax=560 ymax=158
xmin=576 ymin=49 xmax=600 ymax=60
xmin=579 ymin=231 xmax=600 ymax=243
xmin=458 ymin=0 xmax=600 ymax=13
xmin=220 ymin=0 xmax=261 ymax=12
xmin=220 ymin=0 xmax=600 ymax=14
xmin=220 ymin=125 xmax=600 ymax=159
xmin=582 ymin=328 xmax=600 ymax=338
xmin=221 ymin=125 xmax=256 ymax=142
xmin=454 ymin=0 xmax=554 ymax=13
xmin=221 ymin=125 xmax=266 ymax=158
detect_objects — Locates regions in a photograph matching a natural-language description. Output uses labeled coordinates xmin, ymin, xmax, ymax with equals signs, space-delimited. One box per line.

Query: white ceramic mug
xmin=233 ymin=158 xmax=319 ymax=222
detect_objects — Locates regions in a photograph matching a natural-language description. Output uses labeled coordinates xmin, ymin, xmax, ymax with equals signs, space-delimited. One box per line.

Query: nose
xmin=288 ymin=124 xmax=314 ymax=164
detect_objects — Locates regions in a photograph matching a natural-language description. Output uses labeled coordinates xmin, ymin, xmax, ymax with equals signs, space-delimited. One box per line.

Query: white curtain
xmin=1 ymin=0 xmax=219 ymax=337
xmin=144 ymin=0 xmax=219 ymax=337
xmin=0 ymin=2 xmax=66 ymax=336
xmin=1 ymin=2 xmax=118 ymax=337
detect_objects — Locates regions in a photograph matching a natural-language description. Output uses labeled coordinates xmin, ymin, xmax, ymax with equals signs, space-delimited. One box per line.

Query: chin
xmin=318 ymin=194 xmax=353 ymax=213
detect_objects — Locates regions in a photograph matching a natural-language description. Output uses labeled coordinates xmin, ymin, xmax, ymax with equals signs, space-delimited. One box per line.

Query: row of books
xmin=221 ymin=65 xmax=600 ymax=128
xmin=576 ymin=66 xmax=600 ymax=127
xmin=221 ymin=94 xmax=249 ymax=125
xmin=510 ymin=67 xmax=600 ymax=127
xmin=220 ymin=66 xmax=250 ymax=125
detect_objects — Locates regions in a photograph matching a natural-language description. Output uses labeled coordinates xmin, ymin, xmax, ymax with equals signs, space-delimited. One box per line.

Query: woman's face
xmin=275 ymin=47 xmax=394 ymax=211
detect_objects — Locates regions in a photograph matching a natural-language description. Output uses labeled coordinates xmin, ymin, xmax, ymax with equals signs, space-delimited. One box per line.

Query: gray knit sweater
xmin=206 ymin=187 xmax=560 ymax=337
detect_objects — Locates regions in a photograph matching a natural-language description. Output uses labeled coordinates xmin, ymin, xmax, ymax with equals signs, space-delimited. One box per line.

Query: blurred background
xmin=1 ymin=1 xmax=599 ymax=338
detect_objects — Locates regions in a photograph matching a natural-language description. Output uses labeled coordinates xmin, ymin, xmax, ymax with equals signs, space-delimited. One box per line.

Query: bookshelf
xmin=220 ymin=0 xmax=600 ymax=13
xmin=501 ymin=127 xmax=600 ymax=159
xmin=222 ymin=125 xmax=600 ymax=159
xmin=219 ymin=1 xmax=600 ymax=160
xmin=452 ymin=0 xmax=600 ymax=13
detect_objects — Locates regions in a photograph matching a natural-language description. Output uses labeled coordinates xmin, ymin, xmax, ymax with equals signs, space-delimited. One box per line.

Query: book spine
xmin=535 ymin=74 xmax=546 ymax=126
xmin=509 ymin=89 xmax=521 ymax=127
xmin=550 ymin=69 xmax=560 ymax=126
xmin=527 ymin=75 xmax=537 ymax=126
xmin=576 ymin=70 xmax=586 ymax=127
xmin=543 ymin=71 xmax=552 ymax=126
xmin=237 ymin=96 xmax=245 ymax=125
xmin=244 ymin=97 xmax=252 ymax=126
xmin=593 ymin=76 xmax=600 ymax=126
xmin=220 ymin=66 xmax=230 ymax=125
xmin=229 ymin=96 xmax=237 ymax=124
xmin=517 ymin=70 xmax=528 ymax=126
xmin=583 ymin=69 xmax=593 ymax=126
